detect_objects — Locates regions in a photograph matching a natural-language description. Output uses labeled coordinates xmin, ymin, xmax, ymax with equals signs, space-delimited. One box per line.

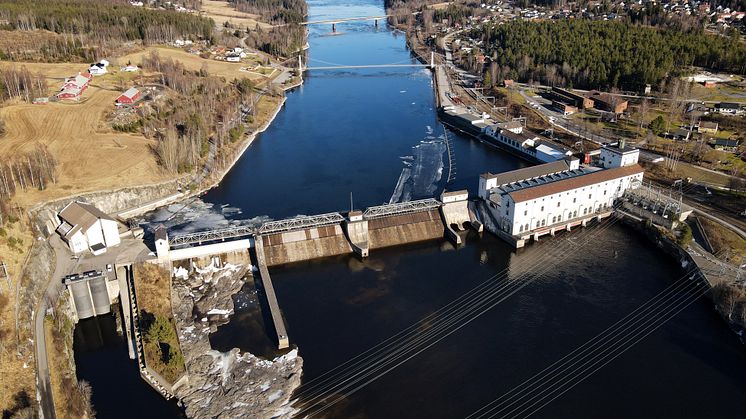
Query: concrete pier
xmin=254 ymin=235 xmax=290 ymax=349
xmin=440 ymin=190 xmax=471 ymax=245
xmin=344 ymin=211 xmax=369 ymax=257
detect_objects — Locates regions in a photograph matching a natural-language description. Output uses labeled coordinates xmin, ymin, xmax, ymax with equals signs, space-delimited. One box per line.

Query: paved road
xmin=34 ymin=232 xmax=153 ymax=418
xmin=35 ymin=236 xmax=75 ymax=419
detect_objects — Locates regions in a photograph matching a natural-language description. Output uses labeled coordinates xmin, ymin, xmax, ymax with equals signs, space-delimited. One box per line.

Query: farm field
xmin=0 ymin=86 xmax=168 ymax=206
xmin=118 ymin=46 xmax=271 ymax=82
xmin=200 ymin=0 xmax=273 ymax=30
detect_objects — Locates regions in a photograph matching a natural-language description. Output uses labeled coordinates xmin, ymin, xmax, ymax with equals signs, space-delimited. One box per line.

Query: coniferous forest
xmin=0 ymin=0 xmax=214 ymax=61
xmin=475 ymin=20 xmax=746 ymax=90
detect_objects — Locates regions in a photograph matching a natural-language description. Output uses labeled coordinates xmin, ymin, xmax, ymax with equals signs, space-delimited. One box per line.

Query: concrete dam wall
xmin=263 ymin=224 xmax=353 ymax=266
xmin=368 ymin=209 xmax=445 ymax=249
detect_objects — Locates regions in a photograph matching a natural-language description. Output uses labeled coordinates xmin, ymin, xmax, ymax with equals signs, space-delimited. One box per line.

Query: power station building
xmin=479 ymin=145 xmax=643 ymax=247
xmin=56 ymin=201 xmax=121 ymax=254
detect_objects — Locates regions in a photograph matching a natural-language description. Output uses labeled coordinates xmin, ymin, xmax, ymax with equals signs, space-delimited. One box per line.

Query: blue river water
xmin=73 ymin=0 xmax=746 ymax=417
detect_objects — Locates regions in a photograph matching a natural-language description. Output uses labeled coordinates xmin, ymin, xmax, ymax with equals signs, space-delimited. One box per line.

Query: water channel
xmin=74 ymin=0 xmax=746 ymax=417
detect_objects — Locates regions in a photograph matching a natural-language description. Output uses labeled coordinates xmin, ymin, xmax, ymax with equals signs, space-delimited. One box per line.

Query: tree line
xmin=230 ymin=0 xmax=306 ymax=25
xmin=0 ymin=66 xmax=46 ymax=102
xmin=0 ymin=0 xmax=215 ymax=61
xmin=0 ymin=145 xmax=58 ymax=199
xmin=473 ymin=20 xmax=746 ymax=90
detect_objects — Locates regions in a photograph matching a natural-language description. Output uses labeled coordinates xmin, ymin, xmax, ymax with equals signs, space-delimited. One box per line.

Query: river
xmin=73 ymin=0 xmax=746 ymax=417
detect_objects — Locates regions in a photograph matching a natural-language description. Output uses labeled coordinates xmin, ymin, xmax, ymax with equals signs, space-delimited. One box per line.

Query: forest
xmin=229 ymin=0 xmax=307 ymax=25
xmin=0 ymin=0 xmax=215 ymax=61
xmin=474 ymin=20 xmax=746 ymax=90
xmin=137 ymin=51 xmax=264 ymax=175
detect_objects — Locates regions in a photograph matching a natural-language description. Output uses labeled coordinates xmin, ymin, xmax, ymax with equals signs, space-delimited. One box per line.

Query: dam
xmin=154 ymin=194 xmax=472 ymax=350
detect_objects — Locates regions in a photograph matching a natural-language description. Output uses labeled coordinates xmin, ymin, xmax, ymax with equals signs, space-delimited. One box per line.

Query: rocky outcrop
xmin=29 ymin=177 xmax=188 ymax=236
xmin=171 ymin=262 xmax=303 ymax=419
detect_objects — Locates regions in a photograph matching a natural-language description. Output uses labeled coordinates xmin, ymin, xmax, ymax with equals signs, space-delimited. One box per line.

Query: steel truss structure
xmin=258 ymin=212 xmax=345 ymax=235
xmin=363 ymin=198 xmax=442 ymax=220
xmin=169 ymin=225 xmax=255 ymax=247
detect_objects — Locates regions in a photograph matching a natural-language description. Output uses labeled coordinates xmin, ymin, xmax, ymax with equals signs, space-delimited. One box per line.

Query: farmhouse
xmin=57 ymin=72 xmax=91 ymax=101
xmin=115 ymin=87 xmax=141 ymax=105
xmin=56 ymin=201 xmax=121 ymax=255
xmin=697 ymin=121 xmax=719 ymax=134
xmin=89 ymin=59 xmax=109 ymax=76
xmin=715 ymin=102 xmax=743 ymax=115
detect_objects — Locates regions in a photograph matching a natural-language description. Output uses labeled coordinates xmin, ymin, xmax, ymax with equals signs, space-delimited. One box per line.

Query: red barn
xmin=57 ymin=87 xmax=83 ymax=101
xmin=115 ymin=87 xmax=141 ymax=105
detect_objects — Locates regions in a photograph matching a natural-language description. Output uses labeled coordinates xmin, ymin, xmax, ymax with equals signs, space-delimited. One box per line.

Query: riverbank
xmin=2 ymin=54 xmax=300 ymax=419
xmin=171 ymin=261 xmax=302 ymax=418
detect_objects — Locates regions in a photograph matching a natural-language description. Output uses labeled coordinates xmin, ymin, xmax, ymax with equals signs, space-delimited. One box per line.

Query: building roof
xmin=717 ymin=102 xmax=741 ymax=109
xmin=603 ymin=143 xmax=638 ymax=155
xmin=483 ymin=159 xmax=572 ymax=186
xmin=508 ymin=164 xmax=644 ymax=203
xmin=121 ymin=87 xmax=139 ymax=98
xmin=58 ymin=201 xmax=115 ymax=239
xmin=714 ymin=139 xmax=740 ymax=146
xmin=154 ymin=225 xmax=168 ymax=241
xmin=699 ymin=121 xmax=718 ymax=129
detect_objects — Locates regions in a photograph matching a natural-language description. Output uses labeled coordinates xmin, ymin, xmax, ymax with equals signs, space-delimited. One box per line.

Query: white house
xmin=599 ymin=142 xmax=639 ymax=169
xmin=56 ymin=202 xmax=121 ymax=255
xmin=89 ymin=60 xmax=109 ymax=76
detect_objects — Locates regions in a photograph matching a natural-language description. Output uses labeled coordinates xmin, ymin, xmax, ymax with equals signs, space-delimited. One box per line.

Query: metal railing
xmin=363 ymin=199 xmax=442 ymax=220
xmin=258 ymin=212 xmax=345 ymax=235
xmin=169 ymin=225 xmax=255 ymax=247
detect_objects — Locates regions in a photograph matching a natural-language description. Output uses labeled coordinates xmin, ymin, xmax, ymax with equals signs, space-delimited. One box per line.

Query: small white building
xmin=56 ymin=201 xmax=121 ymax=255
xmin=89 ymin=60 xmax=109 ymax=76
xmin=599 ymin=142 xmax=639 ymax=169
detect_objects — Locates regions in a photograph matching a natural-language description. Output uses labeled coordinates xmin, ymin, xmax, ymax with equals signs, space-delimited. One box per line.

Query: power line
xmin=296 ymin=207 xmax=630 ymax=416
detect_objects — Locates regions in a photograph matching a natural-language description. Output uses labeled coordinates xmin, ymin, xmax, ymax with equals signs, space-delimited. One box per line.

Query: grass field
xmin=118 ymin=46 xmax=268 ymax=82
xmin=200 ymin=0 xmax=273 ymax=30
xmin=0 ymin=86 xmax=168 ymax=206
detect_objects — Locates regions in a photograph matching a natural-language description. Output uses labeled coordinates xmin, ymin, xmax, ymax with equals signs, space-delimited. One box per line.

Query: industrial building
xmin=479 ymin=144 xmax=643 ymax=247
xmin=586 ymin=91 xmax=628 ymax=114
xmin=550 ymin=86 xmax=594 ymax=109
xmin=56 ymin=201 xmax=121 ymax=254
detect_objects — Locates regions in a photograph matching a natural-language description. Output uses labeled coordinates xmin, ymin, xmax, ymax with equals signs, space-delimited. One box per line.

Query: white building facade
xmin=599 ymin=143 xmax=640 ymax=169
xmin=56 ymin=202 xmax=121 ymax=254
xmin=482 ymin=165 xmax=644 ymax=238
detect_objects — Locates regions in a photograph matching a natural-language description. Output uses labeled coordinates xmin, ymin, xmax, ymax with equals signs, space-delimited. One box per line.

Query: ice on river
xmin=389 ymin=134 xmax=446 ymax=203
xmin=138 ymin=198 xmax=270 ymax=236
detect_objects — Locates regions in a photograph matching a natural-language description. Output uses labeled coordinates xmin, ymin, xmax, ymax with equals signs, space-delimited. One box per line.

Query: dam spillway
xmin=367 ymin=209 xmax=444 ymax=249
xmin=262 ymin=224 xmax=353 ymax=266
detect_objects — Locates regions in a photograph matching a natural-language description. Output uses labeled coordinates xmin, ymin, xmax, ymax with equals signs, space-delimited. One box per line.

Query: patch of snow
xmin=207 ymin=308 xmax=231 ymax=316
xmin=267 ymin=389 xmax=283 ymax=403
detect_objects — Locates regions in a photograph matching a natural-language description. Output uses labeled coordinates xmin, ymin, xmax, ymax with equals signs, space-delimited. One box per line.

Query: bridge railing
xmin=169 ymin=225 xmax=256 ymax=247
xmin=258 ymin=212 xmax=345 ymax=235
xmin=363 ymin=199 xmax=441 ymax=220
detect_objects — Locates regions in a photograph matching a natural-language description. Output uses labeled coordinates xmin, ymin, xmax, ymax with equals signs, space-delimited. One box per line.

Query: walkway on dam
xmin=254 ymin=236 xmax=290 ymax=349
